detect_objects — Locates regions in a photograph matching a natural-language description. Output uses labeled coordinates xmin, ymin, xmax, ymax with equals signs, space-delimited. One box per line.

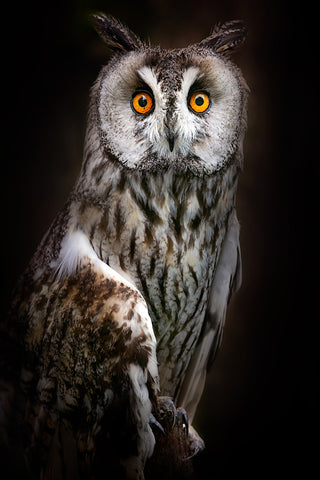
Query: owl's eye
xmin=131 ymin=91 xmax=154 ymax=115
xmin=188 ymin=91 xmax=210 ymax=114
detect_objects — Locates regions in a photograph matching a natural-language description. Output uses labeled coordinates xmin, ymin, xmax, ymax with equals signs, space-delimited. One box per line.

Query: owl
xmin=0 ymin=13 xmax=248 ymax=479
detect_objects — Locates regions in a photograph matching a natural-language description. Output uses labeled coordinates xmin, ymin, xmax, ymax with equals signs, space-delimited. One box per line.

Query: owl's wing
xmin=1 ymin=230 xmax=159 ymax=479
xmin=176 ymin=209 xmax=242 ymax=423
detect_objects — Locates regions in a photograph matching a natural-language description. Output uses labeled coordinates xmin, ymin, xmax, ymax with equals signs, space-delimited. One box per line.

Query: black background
xmin=2 ymin=1 xmax=315 ymax=478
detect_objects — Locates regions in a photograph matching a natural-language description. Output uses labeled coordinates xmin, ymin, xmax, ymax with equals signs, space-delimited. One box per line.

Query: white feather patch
xmin=51 ymin=229 xmax=92 ymax=280
xmin=51 ymin=229 xmax=140 ymax=295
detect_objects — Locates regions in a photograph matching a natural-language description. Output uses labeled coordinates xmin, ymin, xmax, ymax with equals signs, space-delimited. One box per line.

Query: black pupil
xmin=138 ymin=95 xmax=148 ymax=108
xmin=195 ymin=95 xmax=204 ymax=106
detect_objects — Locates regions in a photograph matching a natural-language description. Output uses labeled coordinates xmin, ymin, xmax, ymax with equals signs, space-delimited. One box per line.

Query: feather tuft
xmin=198 ymin=20 xmax=247 ymax=55
xmin=90 ymin=12 xmax=144 ymax=53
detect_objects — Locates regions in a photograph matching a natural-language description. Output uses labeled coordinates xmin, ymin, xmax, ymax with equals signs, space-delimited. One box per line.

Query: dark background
xmin=2 ymin=0 xmax=315 ymax=478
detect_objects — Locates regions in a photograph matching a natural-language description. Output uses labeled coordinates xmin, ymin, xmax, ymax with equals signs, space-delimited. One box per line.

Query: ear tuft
xmin=90 ymin=13 xmax=144 ymax=54
xmin=198 ymin=20 xmax=247 ymax=55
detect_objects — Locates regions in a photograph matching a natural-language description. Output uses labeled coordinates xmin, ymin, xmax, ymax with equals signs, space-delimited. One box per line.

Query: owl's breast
xmin=129 ymin=216 xmax=226 ymax=398
xmin=79 ymin=167 xmax=238 ymax=397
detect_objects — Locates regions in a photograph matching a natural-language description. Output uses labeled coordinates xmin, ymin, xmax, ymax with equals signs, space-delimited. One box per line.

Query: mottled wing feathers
xmin=6 ymin=230 xmax=158 ymax=478
xmin=205 ymin=209 xmax=242 ymax=367
xmin=176 ymin=210 xmax=242 ymax=422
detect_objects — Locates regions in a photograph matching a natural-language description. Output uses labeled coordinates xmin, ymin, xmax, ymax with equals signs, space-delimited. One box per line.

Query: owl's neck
xmin=72 ymin=155 xmax=239 ymax=269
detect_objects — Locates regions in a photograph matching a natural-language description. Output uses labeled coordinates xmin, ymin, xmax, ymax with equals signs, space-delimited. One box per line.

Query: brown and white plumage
xmin=0 ymin=14 xmax=248 ymax=479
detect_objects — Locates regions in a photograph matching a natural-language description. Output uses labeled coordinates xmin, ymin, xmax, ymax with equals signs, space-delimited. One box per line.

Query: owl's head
xmin=89 ymin=14 xmax=248 ymax=177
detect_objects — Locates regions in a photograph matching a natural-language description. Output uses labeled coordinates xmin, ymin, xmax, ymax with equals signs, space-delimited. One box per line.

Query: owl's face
xmin=91 ymin=16 xmax=248 ymax=177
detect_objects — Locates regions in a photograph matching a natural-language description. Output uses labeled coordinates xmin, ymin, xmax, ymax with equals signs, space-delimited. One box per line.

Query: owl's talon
xmin=150 ymin=414 xmax=165 ymax=436
xmin=176 ymin=407 xmax=189 ymax=436
xmin=183 ymin=425 xmax=205 ymax=460
xmin=184 ymin=445 xmax=201 ymax=461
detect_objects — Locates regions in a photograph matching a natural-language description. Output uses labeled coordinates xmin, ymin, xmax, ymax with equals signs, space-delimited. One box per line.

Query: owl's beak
xmin=166 ymin=124 xmax=176 ymax=152
xmin=165 ymin=112 xmax=177 ymax=152
xmin=168 ymin=132 xmax=175 ymax=152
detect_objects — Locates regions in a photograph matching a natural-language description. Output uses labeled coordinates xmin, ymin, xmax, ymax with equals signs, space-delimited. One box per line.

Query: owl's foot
xmin=152 ymin=396 xmax=205 ymax=456
xmin=150 ymin=414 xmax=165 ymax=436
xmin=154 ymin=396 xmax=188 ymax=435
xmin=148 ymin=396 xmax=204 ymax=478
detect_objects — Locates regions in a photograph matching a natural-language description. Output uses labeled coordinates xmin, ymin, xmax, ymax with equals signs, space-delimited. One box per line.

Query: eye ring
xmin=131 ymin=91 xmax=154 ymax=115
xmin=188 ymin=91 xmax=211 ymax=114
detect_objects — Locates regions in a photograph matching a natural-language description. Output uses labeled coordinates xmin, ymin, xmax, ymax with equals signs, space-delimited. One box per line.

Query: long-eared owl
xmin=0 ymin=13 xmax=248 ymax=480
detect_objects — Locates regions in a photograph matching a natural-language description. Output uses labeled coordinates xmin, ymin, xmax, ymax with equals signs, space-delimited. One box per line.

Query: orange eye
xmin=131 ymin=91 xmax=154 ymax=115
xmin=189 ymin=91 xmax=210 ymax=114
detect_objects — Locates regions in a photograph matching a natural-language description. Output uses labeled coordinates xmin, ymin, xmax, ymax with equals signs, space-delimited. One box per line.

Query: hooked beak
xmin=165 ymin=114 xmax=177 ymax=152
xmin=168 ymin=128 xmax=175 ymax=152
